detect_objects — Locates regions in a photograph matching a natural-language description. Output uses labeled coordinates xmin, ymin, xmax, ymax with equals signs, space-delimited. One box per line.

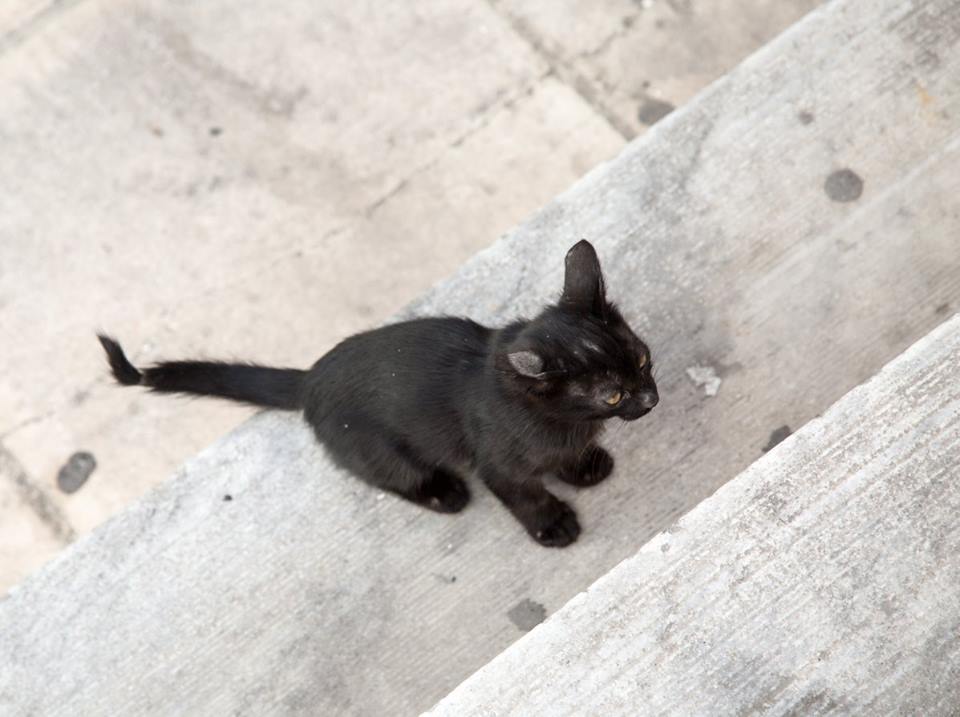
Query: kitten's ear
xmin=561 ymin=239 xmax=607 ymax=318
xmin=507 ymin=350 xmax=546 ymax=379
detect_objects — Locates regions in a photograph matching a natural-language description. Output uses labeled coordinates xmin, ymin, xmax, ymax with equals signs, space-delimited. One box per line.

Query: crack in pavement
xmin=0 ymin=0 xmax=92 ymax=58
xmin=0 ymin=440 xmax=76 ymax=543
xmin=483 ymin=0 xmax=636 ymax=141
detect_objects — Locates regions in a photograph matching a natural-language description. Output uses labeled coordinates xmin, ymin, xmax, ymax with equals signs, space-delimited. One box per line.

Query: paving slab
xmin=429 ymin=313 xmax=960 ymax=716
xmin=496 ymin=0 xmax=822 ymax=135
xmin=0 ymin=0 xmax=545 ymax=432
xmin=0 ymin=445 xmax=69 ymax=595
xmin=0 ymin=0 xmax=622 ymax=585
xmin=1 ymin=0 xmax=959 ymax=714
xmin=2 ymin=77 xmax=624 ymax=537
xmin=0 ymin=0 xmax=68 ymax=48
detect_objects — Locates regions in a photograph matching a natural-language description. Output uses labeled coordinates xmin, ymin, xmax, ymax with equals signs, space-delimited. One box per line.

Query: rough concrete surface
xmin=0 ymin=445 xmax=70 ymax=589
xmin=494 ymin=0 xmax=821 ymax=136
xmin=429 ymin=314 xmax=960 ymax=716
xmin=0 ymin=73 xmax=623 ymax=541
xmin=0 ymin=0 xmax=812 ymax=591
xmin=0 ymin=0 xmax=957 ymax=713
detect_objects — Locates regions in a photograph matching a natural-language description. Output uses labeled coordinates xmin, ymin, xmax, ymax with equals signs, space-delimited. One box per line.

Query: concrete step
xmin=0 ymin=0 xmax=818 ymax=595
xmin=427 ymin=313 xmax=960 ymax=716
xmin=2 ymin=0 xmax=959 ymax=714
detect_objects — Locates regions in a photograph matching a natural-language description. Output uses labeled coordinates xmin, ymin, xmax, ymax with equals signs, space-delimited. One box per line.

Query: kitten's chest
xmin=526 ymin=421 xmax=602 ymax=471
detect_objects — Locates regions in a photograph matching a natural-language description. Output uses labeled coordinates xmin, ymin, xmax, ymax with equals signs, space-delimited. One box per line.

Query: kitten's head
xmin=500 ymin=240 xmax=659 ymax=422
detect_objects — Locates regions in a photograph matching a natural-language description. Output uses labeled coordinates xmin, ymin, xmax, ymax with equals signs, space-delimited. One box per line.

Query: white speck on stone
xmin=686 ymin=365 xmax=721 ymax=397
xmin=343 ymin=423 xmax=349 ymax=428
xmin=376 ymin=493 xmax=385 ymax=501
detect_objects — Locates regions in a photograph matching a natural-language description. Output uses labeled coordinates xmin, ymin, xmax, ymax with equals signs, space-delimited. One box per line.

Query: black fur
xmin=98 ymin=335 xmax=304 ymax=410
xmin=99 ymin=240 xmax=658 ymax=546
xmin=97 ymin=335 xmax=142 ymax=386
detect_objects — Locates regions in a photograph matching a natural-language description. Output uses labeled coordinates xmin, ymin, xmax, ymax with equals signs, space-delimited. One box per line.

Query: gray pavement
xmin=0 ymin=0 xmax=816 ymax=592
xmin=1 ymin=0 xmax=957 ymax=713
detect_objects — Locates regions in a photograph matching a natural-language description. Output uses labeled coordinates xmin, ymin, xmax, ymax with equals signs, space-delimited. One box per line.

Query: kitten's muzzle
xmin=637 ymin=390 xmax=659 ymax=410
xmin=620 ymin=390 xmax=658 ymax=420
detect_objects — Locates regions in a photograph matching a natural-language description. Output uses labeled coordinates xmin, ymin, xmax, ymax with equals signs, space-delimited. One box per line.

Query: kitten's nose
xmin=637 ymin=390 xmax=659 ymax=410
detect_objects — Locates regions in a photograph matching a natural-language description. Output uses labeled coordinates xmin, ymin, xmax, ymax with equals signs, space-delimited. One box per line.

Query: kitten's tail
xmin=97 ymin=334 xmax=305 ymax=410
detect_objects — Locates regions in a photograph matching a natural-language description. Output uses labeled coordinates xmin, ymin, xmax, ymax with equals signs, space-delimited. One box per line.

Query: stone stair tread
xmin=427 ymin=314 xmax=960 ymax=716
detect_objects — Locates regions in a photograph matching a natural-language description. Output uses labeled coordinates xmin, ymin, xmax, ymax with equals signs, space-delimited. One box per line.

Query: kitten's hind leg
xmin=556 ymin=444 xmax=614 ymax=487
xmin=322 ymin=426 xmax=471 ymax=513
xmin=401 ymin=467 xmax=470 ymax=513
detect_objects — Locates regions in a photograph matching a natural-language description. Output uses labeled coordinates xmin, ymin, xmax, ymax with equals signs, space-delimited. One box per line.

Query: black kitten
xmin=99 ymin=241 xmax=658 ymax=546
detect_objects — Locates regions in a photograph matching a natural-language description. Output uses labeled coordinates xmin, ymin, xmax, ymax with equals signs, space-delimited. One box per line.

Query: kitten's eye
xmin=638 ymin=354 xmax=648 ymax=369
xmin=605 ymin=390 xmax=623 ymax=405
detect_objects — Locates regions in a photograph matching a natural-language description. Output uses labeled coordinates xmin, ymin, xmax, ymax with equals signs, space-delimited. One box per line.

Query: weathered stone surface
xmin=1 ymin=0 xmax=959 ymax=714
xmin=429 ymin=315 xmax=960 ymax=716
xmin=0 ymin=0 xmax=75 ymax=51
xmin=495 ymin=0 xmax=822 ymax=135
xmin=0 ymin=0 xmax=544 ymax=428
xmin=0 ymin=74 xmax=622 ymax=539
xmin=0 ymin=0 xmax=621 ymax=582
xmin=0 ymin=445 xmax=69 ymax=595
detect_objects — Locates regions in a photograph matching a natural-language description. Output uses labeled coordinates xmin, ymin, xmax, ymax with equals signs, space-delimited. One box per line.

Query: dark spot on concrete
xmin=638 ymin=97 xmax=675 ymax=126
xmin=879 ymin=596 xmax=899 ymax=617
xmin=432 ymin=573 xmax=457 ymax=584
xmin=824 ymin=168 xmax=864 ymax=202
xmin=209 ymin=126 xmax=223 ymax=137
xmin=223 ymin=494 xmax=233 ymax=502
xmin=935 ymin=302 xmax=951 ymax=316
xmin=149 ymin=125 xmax=164 ymax=137
xmin=798 ymin=111 xmax=814 ymax=125
xmin=762 ymin=425 xmax=792 ymax=453
xmin=57 ymin=451 xmax=96 ymax=494
xmin=660 ymin=542 xmax=670 ymax=553
xmin=507 ymin=598 xmax=547 ymax=631
xmin=71 ymin=389 xmax=90 ymax=406
xmin=786 ymin=688 xmax=849 ymax=715
xmin=717 ymin=360 xmax=744 ymax=377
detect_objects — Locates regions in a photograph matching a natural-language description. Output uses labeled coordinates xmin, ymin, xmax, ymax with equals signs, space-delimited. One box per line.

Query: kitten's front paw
xmin=558 ymin=446 xmax=614 ymax=487
xmin=530 ymin=498 xmax=581 ymax=548
xmin=421 ymin=469 xmax=470 ymax=513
